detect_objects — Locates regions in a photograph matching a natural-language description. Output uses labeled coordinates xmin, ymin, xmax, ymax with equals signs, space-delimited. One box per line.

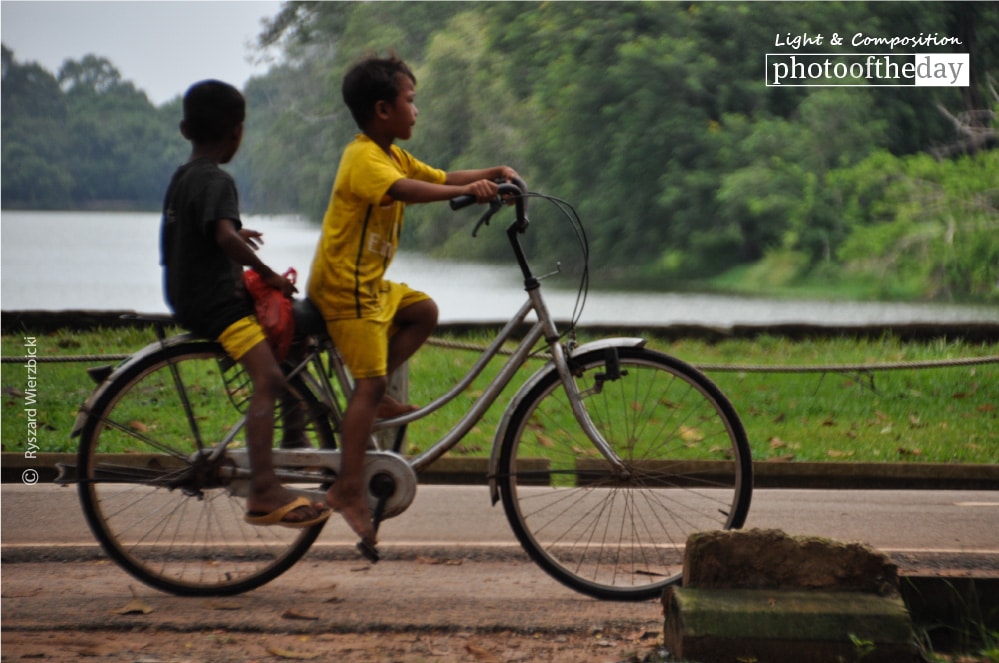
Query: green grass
xmin=2 ymin=328 xmax=997 ymax=463
xmin=662 ymin=335 xmax=998 ymax=464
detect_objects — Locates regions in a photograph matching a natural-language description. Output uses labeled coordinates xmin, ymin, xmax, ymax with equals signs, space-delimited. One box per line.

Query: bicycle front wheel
xmin=76 ymin=338 xmax=335 ymax=596
xmin=498 ymin=346 xmax=752 ymax=601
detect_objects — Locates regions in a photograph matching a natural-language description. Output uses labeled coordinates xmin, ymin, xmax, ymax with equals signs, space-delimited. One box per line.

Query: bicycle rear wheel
xmin=76 ymin=338 xmax=335 ymax=596
xmin=498 ymin=346 xmax=752 ymax=601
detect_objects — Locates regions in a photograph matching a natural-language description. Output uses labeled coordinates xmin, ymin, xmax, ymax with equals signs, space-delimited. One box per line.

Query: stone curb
xmin=4 ymin=452 xmax=997 ymax=489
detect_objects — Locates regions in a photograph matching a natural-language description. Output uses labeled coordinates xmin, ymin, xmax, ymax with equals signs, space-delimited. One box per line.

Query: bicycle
xmin=59 ymin=179 xmax=752 ymax=602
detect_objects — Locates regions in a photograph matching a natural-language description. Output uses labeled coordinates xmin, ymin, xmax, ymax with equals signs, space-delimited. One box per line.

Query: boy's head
xmin=180 ymin=80 xmax=246 ymax=144
xmin=342 ymin=55 xmax=416 ymax=130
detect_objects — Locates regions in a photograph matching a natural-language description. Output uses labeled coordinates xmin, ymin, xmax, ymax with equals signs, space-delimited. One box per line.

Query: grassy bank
xmin=2 ymin=327 xmax=996 ymax=463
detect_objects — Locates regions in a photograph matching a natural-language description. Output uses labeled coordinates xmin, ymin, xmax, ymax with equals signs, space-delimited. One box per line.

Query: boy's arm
xmin=388 ymin=166 xmax=519 ymax=204
xmin=215 ymin=218 xmax=296 ymax=296
xmin=444 ymin=166 xmax=519 ymax=187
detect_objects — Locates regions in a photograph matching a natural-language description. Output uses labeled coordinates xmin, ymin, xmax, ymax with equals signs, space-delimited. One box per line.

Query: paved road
xmin=2 ymin=484 xmax=997 ymax=658
xmin=4 ymin=484 xmax=999 ymax=557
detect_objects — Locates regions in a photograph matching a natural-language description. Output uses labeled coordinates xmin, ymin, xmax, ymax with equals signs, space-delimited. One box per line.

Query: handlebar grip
xmin=449 ymin=195 xmax=477 ymax=211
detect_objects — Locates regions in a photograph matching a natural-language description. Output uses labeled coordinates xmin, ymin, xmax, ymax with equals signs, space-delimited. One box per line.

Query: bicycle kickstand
xmin=355 ymin=423 xmax=408 ymax=563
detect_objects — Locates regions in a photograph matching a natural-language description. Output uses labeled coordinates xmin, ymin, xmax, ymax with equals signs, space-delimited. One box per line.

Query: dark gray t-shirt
xmin=161 ymin=158 xmax=252 ymax=339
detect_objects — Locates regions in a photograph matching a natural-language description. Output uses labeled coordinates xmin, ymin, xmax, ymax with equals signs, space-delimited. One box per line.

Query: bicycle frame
xmin=274 ymin=186 xmax=642 ymax=482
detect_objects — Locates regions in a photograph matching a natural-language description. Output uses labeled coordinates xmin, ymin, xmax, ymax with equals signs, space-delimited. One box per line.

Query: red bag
xmin=243 ymin=267 xmax=297 ymax=360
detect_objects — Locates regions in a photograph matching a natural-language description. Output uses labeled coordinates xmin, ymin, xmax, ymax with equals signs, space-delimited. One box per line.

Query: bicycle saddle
xmin=292 ymin=298 xmax=327 ymax=337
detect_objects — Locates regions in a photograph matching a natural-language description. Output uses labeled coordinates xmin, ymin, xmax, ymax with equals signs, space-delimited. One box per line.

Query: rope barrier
xmin=423 ymin=337 xmax=999 ymax=372
xmin=2 ymin=353 xmax=130 ymax=364
xmin=4 ymin=336 xmax=995 ymax=374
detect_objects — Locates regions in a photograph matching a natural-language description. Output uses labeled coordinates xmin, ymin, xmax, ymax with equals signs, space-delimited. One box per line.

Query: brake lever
xmin=472 ymin=199 xmax=504 ymax=237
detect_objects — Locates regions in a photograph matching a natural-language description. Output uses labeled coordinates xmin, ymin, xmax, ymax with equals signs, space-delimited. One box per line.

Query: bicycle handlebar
xmin=449 ymin=177 xmax=529 ymax=237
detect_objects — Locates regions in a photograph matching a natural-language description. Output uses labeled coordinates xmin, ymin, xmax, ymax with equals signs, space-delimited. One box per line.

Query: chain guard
xmin=225 ymin=448 xmax=418 ymax=520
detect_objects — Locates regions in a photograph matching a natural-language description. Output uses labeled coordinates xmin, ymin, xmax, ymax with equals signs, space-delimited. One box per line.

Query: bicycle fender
xmin=487 ymin=337 xmax=646 ymax=505
xmin=70 ymin=333 xmax=204 ymax=438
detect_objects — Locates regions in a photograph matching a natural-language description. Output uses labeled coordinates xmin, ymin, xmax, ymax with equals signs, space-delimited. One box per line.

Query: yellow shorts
xmin=325 ymin=281 xmax=430 ymax=379
xmin=217 ymin=315 xmax=267 ymax=361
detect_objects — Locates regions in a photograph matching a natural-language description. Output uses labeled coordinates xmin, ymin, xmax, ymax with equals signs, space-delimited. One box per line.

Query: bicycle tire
xmin=497 ymin=346 xmax=752 ymax=601
xmin=76 ymin=338 xmax=336 ymax=596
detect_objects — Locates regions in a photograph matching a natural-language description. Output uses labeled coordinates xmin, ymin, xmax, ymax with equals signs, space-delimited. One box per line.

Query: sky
xmin=1 ymin=1 xmax=285 ymax=105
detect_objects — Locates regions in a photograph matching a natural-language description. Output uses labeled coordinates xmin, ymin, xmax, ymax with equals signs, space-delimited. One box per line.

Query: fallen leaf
xmin=297 ymin=582 xmax=338 ymax=595
xmin=281 ymin=609 xmax=320 ymax=621
xmin=465 ymin=644 xmax=500 ymax=662
xmin=535 ymin=433 xmax=555 ymax=448
xmin=77 ymin=641 xmax=125 ymax=656
xmin=207 ymin=601 xmax=242 ymax=611
xmin=897 ymin=447 xmax=922 ymax=457
xmin=827 ymin=449 xmax=854 ymax=458
xmin=680 ymin=426 xmax=704 ymax=443
xmin=267 ymin=646 xmax=320 ymax=660
xmin=128 ymin=420 xmax=150 ymax=433
xmin=113 ymin=598 xmax=153 ymax=615
xmin=415 ymin=556 xmax=464 ymax=566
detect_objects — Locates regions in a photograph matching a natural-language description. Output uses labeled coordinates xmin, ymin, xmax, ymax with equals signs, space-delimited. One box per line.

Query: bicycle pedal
xmin=356 ymin=540 xmax=380 ymax=564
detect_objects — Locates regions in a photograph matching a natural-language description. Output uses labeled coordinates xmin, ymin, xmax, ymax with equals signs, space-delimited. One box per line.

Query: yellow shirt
xmin=307 ymin=134 xmax=446 ymax=319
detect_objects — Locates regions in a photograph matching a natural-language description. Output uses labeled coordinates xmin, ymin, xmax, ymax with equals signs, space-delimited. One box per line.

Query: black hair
xmin=181 ymin=80 xmax=246 ymax=143
xmin=342 ymin=54 xmax=416 ymax=129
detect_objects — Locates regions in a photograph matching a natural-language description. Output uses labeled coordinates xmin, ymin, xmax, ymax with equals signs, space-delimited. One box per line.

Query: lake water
xmin=1 ymin=211 xmax=996 ymax=327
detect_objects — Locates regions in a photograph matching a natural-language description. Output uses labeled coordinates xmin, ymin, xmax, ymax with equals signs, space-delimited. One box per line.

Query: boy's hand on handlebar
xmin=462 ymin=167 xmax=522 ymax=204
xmin=462 ymin=179 xmax=501 ymax=204
xmin=497 ymin=166 xmax=520 ymax=183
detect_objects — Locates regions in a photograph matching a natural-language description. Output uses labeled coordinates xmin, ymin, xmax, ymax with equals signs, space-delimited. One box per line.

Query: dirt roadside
xmin=2 ymin=629 xmax=666 ymax=662
xmin=1 ymin=555 xmax=668 ymax=663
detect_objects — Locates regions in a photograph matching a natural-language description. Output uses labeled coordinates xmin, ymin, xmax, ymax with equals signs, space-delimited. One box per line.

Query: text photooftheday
xmin=766 ymin=31 xmax=969 ymax=87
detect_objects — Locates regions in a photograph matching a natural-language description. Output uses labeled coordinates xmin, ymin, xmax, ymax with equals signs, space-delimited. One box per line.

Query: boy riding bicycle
xmin=307 ymin=54 xmax=518 ymax=551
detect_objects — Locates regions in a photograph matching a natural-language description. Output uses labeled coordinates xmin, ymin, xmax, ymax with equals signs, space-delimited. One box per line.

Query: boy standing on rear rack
xmin=161 ymin=80 xmax=329 ymax=529
xmin=307 ymin=55 xmax=517 ymax=551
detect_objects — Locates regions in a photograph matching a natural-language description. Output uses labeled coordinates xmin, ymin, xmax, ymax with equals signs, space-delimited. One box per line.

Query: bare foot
xmin=326 ymin=485 xmax=377 ymax=545
xmin=376 ymin=395 xmax=419 ymax=419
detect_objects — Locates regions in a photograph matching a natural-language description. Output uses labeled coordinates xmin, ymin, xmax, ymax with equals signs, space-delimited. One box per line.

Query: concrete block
xmin=663 ymin=529 xmax=918 ymax=662
xmin=663 ymin=587 xmax=918 ymax=663
xmin=683 ymin=529 xmax=900 ymax=595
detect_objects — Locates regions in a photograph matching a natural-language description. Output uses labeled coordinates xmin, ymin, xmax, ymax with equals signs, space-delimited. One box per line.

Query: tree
xmin=2 ymin=46 xmax=73 ymax=208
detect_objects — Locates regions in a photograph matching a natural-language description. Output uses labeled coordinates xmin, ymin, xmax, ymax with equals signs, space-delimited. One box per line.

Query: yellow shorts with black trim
xmin=325 ymin=281 xmax=430 ymax=379
xmin=217 ymin=315 xmax=267 ymax=361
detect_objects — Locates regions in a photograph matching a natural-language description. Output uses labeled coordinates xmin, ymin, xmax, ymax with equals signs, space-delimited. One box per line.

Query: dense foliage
xmin=3 ymin=2 xmax=997 ymax=301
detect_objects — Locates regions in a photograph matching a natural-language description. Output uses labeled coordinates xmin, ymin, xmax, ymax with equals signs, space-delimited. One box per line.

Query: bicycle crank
xmin=225 ymin=448 xmax=418 ymax=520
